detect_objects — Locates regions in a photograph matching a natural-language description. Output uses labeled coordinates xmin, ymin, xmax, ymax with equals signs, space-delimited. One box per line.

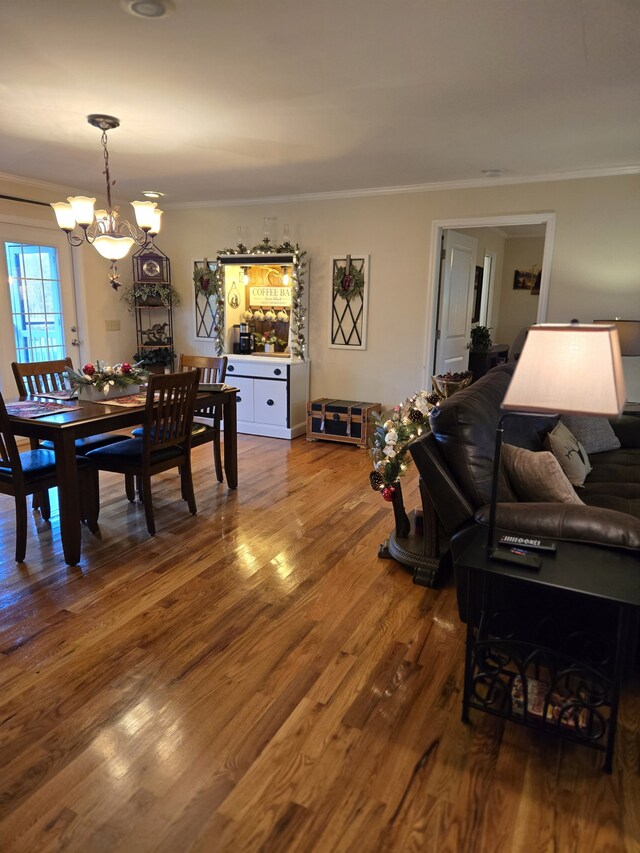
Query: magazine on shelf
xmin=511 ymin=675 xmax=590 ymax=731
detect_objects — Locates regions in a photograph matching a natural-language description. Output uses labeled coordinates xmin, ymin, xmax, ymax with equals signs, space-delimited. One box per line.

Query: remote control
xmin=489 ymin=547 xmax=542 ymax=571
xmin=498 ymin=534 xmax=556 ymax=553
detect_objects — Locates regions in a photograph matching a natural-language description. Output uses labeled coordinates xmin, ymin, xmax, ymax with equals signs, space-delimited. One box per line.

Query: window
xmin=5 ymin=241 xmax=66 ymax=362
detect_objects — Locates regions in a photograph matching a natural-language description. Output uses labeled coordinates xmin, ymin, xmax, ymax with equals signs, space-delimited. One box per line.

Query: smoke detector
xmin=121 ymin=0 xmax=175 ymax=18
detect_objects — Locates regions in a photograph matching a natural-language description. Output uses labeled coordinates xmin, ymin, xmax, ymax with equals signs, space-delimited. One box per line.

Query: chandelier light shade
xmin=51 ymin=114 xmax=164 ymax=289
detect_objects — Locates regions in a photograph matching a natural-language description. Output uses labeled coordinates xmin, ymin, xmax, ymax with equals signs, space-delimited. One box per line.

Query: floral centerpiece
xmin=65 ymin=360 xmax=149 ymax=399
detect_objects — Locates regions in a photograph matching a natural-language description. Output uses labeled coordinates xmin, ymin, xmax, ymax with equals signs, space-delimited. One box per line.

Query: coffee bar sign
xmin=248 ymin=285 xmax=292 ymax=307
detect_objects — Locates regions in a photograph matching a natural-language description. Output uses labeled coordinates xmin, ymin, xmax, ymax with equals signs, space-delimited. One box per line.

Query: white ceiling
xmin=1 ymin=0 xmax=639 ymax=205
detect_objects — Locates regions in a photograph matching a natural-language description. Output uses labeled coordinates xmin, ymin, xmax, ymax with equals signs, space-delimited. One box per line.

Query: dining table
xmin=6 ymin=386 xmax=238 ymax=566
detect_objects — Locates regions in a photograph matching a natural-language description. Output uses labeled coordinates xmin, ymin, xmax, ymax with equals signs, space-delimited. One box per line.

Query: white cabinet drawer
xmin=227 ymin=359 xmax=288 ymax=381
xmin=232 ymin=376 xmax=254 ymax=422
xmin=253 ymin=379 xmax=288 ymax=426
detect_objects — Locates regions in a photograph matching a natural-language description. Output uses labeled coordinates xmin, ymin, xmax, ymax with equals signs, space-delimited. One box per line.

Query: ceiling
xmin=1 ymin=0 xmax=639 ymax=205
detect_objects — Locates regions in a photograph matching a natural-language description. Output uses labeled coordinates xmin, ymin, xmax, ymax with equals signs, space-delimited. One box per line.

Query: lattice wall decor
xmin=193 ymin=259 xmax=223 ymax=347
xmin=330 ymin=255 xmax=369 ymax=349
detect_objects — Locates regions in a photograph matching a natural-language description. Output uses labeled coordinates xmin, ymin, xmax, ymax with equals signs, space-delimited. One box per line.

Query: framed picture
xmin=329 ymin=254 xmax=369 ymax=349
xmin=513 ymin=269 xmax=535 ymax=290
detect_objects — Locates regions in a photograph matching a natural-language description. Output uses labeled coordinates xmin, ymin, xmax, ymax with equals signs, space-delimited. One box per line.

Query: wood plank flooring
xmin=0 ymin=434 xmax=638 ymax=852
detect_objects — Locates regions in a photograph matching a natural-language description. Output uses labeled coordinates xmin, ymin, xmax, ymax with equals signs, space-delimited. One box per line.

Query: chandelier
xmin=51 ymin=114 xmax=163 ymax=289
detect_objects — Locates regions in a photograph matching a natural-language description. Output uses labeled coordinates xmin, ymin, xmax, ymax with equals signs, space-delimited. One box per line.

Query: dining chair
xmin=132 ymin=354 xmax=228 ymax=482
xmin=11 ymin=358 xmax=129 ymax=455
xmin=85 ymin=369 xmax=201 ymax=536
xmin=0 ymin=390 xmax=99 ymax=562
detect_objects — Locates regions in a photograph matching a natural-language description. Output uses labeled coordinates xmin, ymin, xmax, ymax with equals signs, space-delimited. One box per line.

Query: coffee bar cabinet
xmin=226 ymin=357 xmax=309 ymax=439
xmin=204 ymin=242 xmax=310 ymax=439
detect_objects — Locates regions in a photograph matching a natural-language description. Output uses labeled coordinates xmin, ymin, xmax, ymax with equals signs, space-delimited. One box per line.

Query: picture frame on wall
xmin=329 ymin=254 xmax=370 ymax=350
xmin=513 ymin=269 xmax=535 ymax=290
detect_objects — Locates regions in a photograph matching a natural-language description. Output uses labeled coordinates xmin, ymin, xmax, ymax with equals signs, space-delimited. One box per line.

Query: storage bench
xmin=306 ymin=399 xmax=381 ymax=448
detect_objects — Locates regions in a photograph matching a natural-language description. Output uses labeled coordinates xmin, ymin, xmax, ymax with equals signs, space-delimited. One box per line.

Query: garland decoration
xmin=369 ymin=389 xmax=439 ymax=499
xmin=333 ymin=262 xmax=365 ymax=301
xmin=212 ymin=240 xmax=307 ymax=360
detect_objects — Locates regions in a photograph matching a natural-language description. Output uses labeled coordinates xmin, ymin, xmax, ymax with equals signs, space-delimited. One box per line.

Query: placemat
xmin=91 ymin=393 xmax=149 ymax=408
xmin=6 ymin=400 xmax=80 ymax=418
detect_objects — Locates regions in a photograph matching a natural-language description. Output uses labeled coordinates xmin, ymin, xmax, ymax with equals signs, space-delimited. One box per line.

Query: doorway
xmin=0 ymin=219 xmax=80 ymax=393
xmin=426 ymin=213 xmax=556 ymax=387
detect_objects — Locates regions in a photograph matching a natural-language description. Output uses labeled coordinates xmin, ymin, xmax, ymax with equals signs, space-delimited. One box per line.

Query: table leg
xmin=223 ymin=395 xmax=238 ymax=490
xmin=604 ymin=603 xmax=631 ymax=773
xmin=54 ymin=431 xmax=82 ymax=565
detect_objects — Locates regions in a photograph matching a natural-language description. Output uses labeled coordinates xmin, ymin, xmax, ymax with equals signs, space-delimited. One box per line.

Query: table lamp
xmin=594 ymin=319 xmax=640 ymax=403
xmin=487 ymin=323 xmax=626 ymax=565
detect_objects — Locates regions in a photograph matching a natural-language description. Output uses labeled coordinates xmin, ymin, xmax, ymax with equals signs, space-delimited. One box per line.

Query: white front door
xmin=0 ymin=222 xmax=80 ymax=394
xmin=434 ymin=229 xmax=478 ymax=375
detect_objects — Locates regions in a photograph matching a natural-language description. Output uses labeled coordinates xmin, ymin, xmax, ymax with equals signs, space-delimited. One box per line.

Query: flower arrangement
xmin=65 ymin=360 xmax=149 ymax=395
xmin=368 ymin=389 xmax=439 ymax=500
xmin=122 ymin=282 xmax=181 ymax=310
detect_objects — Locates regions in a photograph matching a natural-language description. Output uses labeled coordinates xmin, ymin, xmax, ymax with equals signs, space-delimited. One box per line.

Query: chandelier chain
xmin=101 ymin=129 xmax=113 ymax=213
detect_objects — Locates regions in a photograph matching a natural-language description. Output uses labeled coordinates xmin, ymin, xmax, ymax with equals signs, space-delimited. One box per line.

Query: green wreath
xmin=193 ymin=265 xmax=216 ymax=297
xmin=333 ymin=263 xmax=365 ymax=301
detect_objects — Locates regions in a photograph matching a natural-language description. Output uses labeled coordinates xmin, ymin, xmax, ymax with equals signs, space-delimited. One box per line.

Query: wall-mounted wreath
xmin=333 ymin=263 xmax=365 ymax=301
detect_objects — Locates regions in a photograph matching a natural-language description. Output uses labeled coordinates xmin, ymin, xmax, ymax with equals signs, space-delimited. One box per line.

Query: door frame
xmin=0 ymin=212 xmax=88 ymax=386
xmin=424 ymin=212 xmax=556 ymax=388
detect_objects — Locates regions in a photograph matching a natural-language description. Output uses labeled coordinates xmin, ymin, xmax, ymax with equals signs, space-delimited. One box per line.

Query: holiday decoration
xmin=369 ymin=389 xmax=438 ymax=496
xmin=66 ymin=360 xmax=149 ymax=395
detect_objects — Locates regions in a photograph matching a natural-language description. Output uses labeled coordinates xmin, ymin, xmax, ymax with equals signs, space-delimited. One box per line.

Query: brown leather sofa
xmin=409 ymin=362 xmax=640 ymax=579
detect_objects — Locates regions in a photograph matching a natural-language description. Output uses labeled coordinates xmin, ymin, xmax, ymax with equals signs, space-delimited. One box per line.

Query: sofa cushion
xmin=544 ymin=420 xmax=592 ymax=487
xmin=561 ymin=415 xmax=621 ymax=454
xmin=428 ymin=363 xmax=556 ymax=508
xmin=502 ymin=444 xmax=584 ymax=505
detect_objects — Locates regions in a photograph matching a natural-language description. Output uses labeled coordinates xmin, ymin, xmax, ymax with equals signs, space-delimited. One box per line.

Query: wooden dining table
xmin=7 ymin=386 xmax=238 ymax=566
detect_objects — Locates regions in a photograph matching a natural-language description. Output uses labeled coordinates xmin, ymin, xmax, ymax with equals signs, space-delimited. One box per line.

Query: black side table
xmin=453 ymin=524 xmax=640 ymax=772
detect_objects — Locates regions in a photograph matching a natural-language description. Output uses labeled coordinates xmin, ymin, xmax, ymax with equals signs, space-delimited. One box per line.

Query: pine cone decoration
xmin=408 ymin=408 xmax=424 ymax=423
xmin=369 ymin=470 xmax=383 ymax=491
xmin=426 ymin=391 xmax=440 ymax=406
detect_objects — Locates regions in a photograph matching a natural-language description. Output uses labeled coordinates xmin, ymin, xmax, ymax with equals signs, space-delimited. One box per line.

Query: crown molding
xmin=164 ymin=164 xmax=640 ymax=209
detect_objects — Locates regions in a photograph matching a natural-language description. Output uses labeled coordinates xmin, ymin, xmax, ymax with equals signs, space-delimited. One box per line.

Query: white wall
xmin=2 ymin=172 xmax=638 ymax=408
xmin=495 ymin=236 xmax=545 ymax=347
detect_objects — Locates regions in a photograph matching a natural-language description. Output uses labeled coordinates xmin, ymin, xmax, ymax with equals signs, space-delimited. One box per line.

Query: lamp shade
xmin=594 ymin=320 xmax=640 ymax=356
xmin=67 ymin=196 xmax=96 ymax=226
xmin=131 ymin=200 xmax=158 ymax=231
xmin=50 ymin=202 xmax=76 ymax=230
xmin=501 ymin=324 xmax=626 ymax=417
xmin=93 ymin=233 xmax=136 ymax=261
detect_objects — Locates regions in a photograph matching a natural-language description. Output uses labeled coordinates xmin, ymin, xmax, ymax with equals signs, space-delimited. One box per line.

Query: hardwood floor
xmin=0 ymin=434 xmax=638 ymax=852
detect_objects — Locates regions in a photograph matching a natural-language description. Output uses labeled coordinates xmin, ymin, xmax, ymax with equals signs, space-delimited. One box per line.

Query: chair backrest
xmin=12 ymin=357 xmax=74 ymax=396
xmin=0 ymin=390 xmax=25 ymax=477
xmin=178 ymin=354 xmax=227 ymax=384
xmin=142 ymin=369 xmax=201 ymax=458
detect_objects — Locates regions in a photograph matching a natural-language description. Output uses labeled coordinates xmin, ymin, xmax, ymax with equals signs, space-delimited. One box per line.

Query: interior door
xmin=434 ymin=230 xmax=478 ymax=375
xmin=0 ymin=223 xmax=79 ymax=394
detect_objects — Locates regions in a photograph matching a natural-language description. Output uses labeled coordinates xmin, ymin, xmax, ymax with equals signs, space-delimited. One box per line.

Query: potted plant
xmin=468 ymin=324 xmax=493 ymax=352
xmin=133 ymin=348 xmax=176 ymax=374
xmin=122 ymin=282 xmax=181 ymax=310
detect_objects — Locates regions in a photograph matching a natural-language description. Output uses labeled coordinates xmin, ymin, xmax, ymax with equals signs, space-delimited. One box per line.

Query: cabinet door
xmin=233 ymin=376 xmax=254 ymax=422
xmin=253 ymin=379 xmax=288 ymax=426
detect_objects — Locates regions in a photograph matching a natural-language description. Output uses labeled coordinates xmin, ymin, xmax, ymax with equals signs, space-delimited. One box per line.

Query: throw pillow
xmin=560 ymin=415 xmax=621 ymax=454
xmin=543 ymin=420 xmax=592 ymax=487
xmin=501 ymin=444 xmax=585 ymax=505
